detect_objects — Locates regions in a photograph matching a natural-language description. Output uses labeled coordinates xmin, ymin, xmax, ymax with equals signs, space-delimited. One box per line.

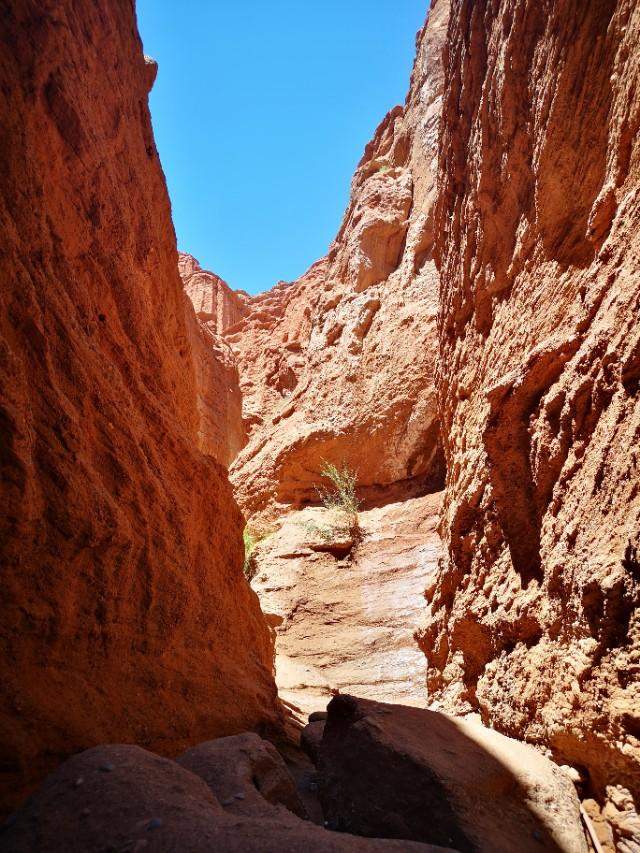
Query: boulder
xmin=301 ymin=721 xmax=326 ymax=765
xmin=0 ymin=743 xmax=454 ymax=853
xmin=177 ymin=732 xmax=307 ymax=819
xmin=309 ymin=712 xmax=329 ymax=723
xmin=318 ymin=696 xmax=587 ymax=853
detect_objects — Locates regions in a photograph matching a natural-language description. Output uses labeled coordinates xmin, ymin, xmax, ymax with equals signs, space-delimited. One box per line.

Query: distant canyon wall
xmin=180 ymin=254 xmax=247 ymax=465
xmin=182 ymin=0 xmax=640 ymax=808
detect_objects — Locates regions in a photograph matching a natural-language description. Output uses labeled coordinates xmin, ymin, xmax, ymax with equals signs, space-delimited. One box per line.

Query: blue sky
xmin=136 ymin=1 xmax=428 ymax=294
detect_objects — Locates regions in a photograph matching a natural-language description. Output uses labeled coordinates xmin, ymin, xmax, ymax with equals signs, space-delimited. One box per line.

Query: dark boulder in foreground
xmin=0 ymin=741 xmax=453 ymax=852
xmin=318 ymin=695 xmax=587 ymax=853
xmin=177 ymin=731 xmax=308 ymax=819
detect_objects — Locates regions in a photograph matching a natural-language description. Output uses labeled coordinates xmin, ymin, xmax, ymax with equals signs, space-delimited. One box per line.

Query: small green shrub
xmin=316 ymin=461 xmax=361 ymax=538
xmin=317 ymin=461 xmax=360 ymax=517
xmin=243 ymin=525 xmax=272 ymax=581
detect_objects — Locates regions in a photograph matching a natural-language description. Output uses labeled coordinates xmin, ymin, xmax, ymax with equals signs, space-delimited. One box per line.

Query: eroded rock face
xmin=0 ymin=0 xmax=279 ymax=813
xmin=224 ymin=0 xmax=451 ymax=522
xmin=250 ymin=493 xmax=442 ymax=716
xmin=179 ymin=254 xmax=248 ymax=465
xmin=421 ymin=0 xmax=640 ymax=809
xmin=179 ymin=253 xmax=250 ymax=336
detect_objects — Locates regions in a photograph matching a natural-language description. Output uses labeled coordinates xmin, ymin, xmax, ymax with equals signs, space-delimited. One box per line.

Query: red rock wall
xmin=0 ymin=0 xmax=279 ymax=813
xmin=179 ymin=253 xmax=250 ymax=335
xmin=184 ymin=300 xmax=246 ymax=466
xmin=421 ymin=0 xmax=640 ymax=802
xmin=179 ymin=255 xmax=248 ymax=466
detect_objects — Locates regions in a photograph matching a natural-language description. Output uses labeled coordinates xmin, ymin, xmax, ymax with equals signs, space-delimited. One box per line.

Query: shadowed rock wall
xmin=421 ymin=0 xmax=640 ymax=805
xmin=0 ymin=0 xmax=280 ymax=813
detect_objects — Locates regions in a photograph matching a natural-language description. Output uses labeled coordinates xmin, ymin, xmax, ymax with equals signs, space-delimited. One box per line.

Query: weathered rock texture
xmin=222 ymin=0 xmax=451 ymax=522
xmin=179 ymin=252 xmax=250 ymax=336
xmin=177 ymin=1 xmax=452 ymax=760
xmin=177 ymin=732 xmax=308 ymax=820
xmin=421 ymin=0 xmax=640 ymax=813
xmin=318 ymin=695 xmax=587 ymax=853
xmin=0 ymin=0 xmax=279 ymax=814
xmin=180 ymin=254 xmax=247 ymax=464
xmin=250 ymin=493 xmax=442 ymax=716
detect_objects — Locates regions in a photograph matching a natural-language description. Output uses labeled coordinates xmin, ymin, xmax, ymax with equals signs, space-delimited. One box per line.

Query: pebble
xmin=146 ymin=818 xmax=162 ymax=831
xmin=234 ymin=792 xmax=245 ymax=800
xmin=221 ymin=798 xmax=234 ymax=807
xmin=99 ymin=762 xmax=115 ymax=773
xmin=74 ymin=777 xmax=84 ymax=787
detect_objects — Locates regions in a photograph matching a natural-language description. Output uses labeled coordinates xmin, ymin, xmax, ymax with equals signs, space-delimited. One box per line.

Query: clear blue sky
xmin=136 ymin=1 xmax=428 ymax=294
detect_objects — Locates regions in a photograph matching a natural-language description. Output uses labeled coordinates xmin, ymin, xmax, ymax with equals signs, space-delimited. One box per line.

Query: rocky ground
xmin=1 ymin=696 xmax=587 ymax=853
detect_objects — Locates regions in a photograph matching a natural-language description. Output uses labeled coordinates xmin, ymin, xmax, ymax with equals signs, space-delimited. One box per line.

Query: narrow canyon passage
xmin=1 ymin=0 xmax=639 ymax=849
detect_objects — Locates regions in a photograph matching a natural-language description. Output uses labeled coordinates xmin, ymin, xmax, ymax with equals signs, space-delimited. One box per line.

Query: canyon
xmin=1 ymin=0 xmax=639 ymax=851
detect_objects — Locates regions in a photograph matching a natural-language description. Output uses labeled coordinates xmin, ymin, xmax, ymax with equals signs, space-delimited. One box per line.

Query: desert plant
xmin=300 ymin=518 xmax=336 ymax=542
xmin=317 ymin=461 xmax=360 ymax=515
xmin=316 ymin=461 xmax=361 ymax=537
xmin=243 ymin=525 xmax=272 ymax=581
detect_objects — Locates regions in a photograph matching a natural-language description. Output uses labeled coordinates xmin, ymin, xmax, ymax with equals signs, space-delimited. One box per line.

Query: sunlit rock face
xmin=179 ymin=252 xmax=250 ymax=335
xmin=249 ymin=493 xmax=443 ymax=717
xmin=421 ymin=0 xmax=640 ymax=811
xmin=179 ymin=0 xmax=451 ymax=773
xmin=180 ymin=254 xmax=247 ymax=465
xmin=0 ymin=0 xmax=280 ymax=814
xmin=224 ymin=0 xmax=451 ymax=524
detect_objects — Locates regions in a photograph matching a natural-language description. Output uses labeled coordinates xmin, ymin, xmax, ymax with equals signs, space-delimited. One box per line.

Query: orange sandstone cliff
xmin=0 ymin=0 xmax=280 ymax=813
xmin=179 ymin=254 xmax=248 ymax=464
xmin=421 ymin=0 xmax=640 ymax=808
xmin=222 ymin=0 xmax=450 ymax=523
xmin=3 ymin=0 xmax=640 ymax=843
xmin=182 ymin=0 xmax=640 ymax=827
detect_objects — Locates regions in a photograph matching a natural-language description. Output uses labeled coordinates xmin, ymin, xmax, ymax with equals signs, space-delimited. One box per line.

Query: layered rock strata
xmin=0 ymin=0 xmax=279 ymax=814
xmin=421 ymin=0 xmax=640 ymax=812
xmin=249 ymin=493 xmax=442 ymax=716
